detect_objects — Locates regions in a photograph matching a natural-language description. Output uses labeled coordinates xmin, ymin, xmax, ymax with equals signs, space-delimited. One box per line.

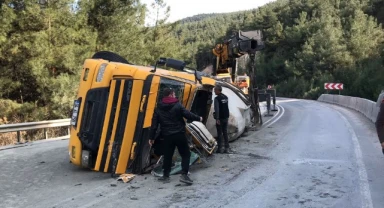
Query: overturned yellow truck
xmin=68 ymin=30 xmax=264 ymax=175
xmin=69 ymin=53 xmax=218 ymax=175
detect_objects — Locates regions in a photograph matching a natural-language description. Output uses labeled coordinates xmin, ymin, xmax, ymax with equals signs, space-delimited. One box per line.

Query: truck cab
xmin=68 ymin=54 xmax=216 ymax=175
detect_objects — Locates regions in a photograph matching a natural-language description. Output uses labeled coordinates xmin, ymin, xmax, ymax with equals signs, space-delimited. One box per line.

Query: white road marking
xmin=264 ymin=104 xmax=285 ymax=128
xmin=336 ymin=111 xmax=374 ymax=208
xmin=291 ymin=158 xmax=347 ymax=165
xmin=263 ymin=104 xmax=281 ymax=126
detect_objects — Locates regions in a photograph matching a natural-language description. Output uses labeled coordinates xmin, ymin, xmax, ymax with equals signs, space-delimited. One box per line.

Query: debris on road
xmin=110 ymin=184 xmax=117 ymax=187
xmin=74 ymin=183 xmax=82 ymax=186
xmin=117 ymin=173 xmax=135 ymax=183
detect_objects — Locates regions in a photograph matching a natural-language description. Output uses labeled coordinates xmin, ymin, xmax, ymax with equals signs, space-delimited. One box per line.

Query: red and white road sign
xmin=324 ymin=83 xmax=344 ymax=90
xmin=267 ymin=85 xmax=272 ymax=89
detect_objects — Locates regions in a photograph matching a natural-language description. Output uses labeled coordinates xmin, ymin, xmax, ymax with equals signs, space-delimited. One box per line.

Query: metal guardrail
xmin=0 ymin=119 xmax=71 ymax=142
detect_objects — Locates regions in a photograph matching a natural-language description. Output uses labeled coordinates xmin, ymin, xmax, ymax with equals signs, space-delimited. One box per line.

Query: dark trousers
xmin=216 ymin=118 xmax=229 ymax=149
xmin=163 ymin=132 xmax=191 ymax=177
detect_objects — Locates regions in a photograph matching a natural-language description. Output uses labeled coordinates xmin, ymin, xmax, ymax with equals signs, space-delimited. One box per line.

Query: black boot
xmin=158 ymin=175 xmax=170 ymax=183
xmin=216 ymin=148 xmax=222 ymax=154
xmin=180 ymin=174 xmax=193 ymax=185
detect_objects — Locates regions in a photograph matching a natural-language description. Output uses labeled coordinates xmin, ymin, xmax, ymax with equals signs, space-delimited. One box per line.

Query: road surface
xmin=1 ymin=99 xmax=384 ymax=208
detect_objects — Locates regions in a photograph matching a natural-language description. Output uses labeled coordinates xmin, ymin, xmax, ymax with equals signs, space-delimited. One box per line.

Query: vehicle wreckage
xmin=68 ymin=30 xmax=265 ymax=176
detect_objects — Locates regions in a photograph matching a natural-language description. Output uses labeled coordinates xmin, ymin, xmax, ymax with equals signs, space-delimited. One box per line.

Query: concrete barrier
xmin=317 ymin=94 xmax=380 ymax=124
xmin=318 ymin=95 xmax=324 ymax=102
xmin=372 ymin=106 xmax=380 ymax=123
xmin=334 ymin=95 xmax=340 ymax=105
xmin=340 ymin=96 xmax=349 ymax=108
xmin=349 ymin=97 xmax=357 ymax=110
xmin=322 ymin=94 xmax=331 ymax=103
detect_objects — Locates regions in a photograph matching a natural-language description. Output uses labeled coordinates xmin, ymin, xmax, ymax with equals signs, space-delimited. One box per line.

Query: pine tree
xmin=143 ymin=0 xmax=179 ymax=65
xmin=86 ymin=0 xmax=147 ymax=64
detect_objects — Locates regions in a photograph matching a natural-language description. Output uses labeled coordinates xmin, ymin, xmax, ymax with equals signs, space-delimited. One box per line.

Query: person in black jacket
xmin=214 ymin=85 xmax=230 ymax=153
xmin=375 ymin=92 xmax=384 ymax=154
xmin=149 ymin=88 xmax=202 ymax=184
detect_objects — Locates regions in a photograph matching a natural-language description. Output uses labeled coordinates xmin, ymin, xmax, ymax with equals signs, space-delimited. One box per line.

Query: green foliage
xmin=0 ymin=0 xmax=150 ymax=124
xmin=2 ymin=0 xmax=384 ymax=126
xmin=143 ymin=0 xmax=180 ymax=65
xmin=248 ymin=0 xmax=384 ymax=100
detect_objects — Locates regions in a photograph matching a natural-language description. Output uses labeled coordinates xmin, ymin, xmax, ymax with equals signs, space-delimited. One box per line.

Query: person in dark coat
xmin=149 ymin=88 xmax=202 ymax=184
xmin=375 ymin=92 xmax=384 ymax=154
xmin=213 ymin=85 xmax=230 ymax=153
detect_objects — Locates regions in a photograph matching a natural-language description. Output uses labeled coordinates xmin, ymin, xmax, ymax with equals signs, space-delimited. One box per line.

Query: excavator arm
xmin=212 ymin=30 xmax=265 ymax=125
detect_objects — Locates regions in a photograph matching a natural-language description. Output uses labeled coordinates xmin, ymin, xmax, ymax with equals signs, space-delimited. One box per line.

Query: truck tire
xmin=91 ymin=51 xmax=131 ymax=64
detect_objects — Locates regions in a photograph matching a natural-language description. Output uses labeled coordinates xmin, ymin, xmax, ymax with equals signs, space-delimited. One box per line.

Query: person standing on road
xmin=214 ymin=85 xmax=230 ymax=154
xmin=375 ymin=92 xmax=384 ymax=154
xmin=149 ymin=88 xmax=202 ymax=185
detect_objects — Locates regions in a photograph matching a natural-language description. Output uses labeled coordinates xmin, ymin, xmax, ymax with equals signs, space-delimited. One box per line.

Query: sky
xmin=142 ymin=0 xmax=276 ymax=24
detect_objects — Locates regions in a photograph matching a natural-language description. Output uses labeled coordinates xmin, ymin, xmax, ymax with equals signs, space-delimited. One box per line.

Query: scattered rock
xmin=158 ymin=187 xmax=164 ymax=189
xmin=72 ymin=198 xmax=74 ymax=200
xmin=40 ymin=161 xmax=45 ymax=164
xmin=130 ymin=185 xmax=140 ymax=189
xmin=335 ymin=189 xmax=346 ymax=194
xmin=175 ymin=184 xmax=182 ymax=187
xmin=247 ymin=153 xmax=269 ymax=159
xmin=319 ymin=193 xmax=331 ymax=198
xmin=110 ymin=184 xmax=117 ymax=187
xmin=130 ymin=197 xmax=138 ymax=200
xmin=145 ymin=177 xmax=147 ymax=180
xmin=74 ymin=183 xmax=82 ymax=186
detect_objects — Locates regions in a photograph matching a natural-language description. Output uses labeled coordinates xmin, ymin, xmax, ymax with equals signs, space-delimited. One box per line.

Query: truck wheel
xmin=91 ymin=51 xmax=131 ymax=64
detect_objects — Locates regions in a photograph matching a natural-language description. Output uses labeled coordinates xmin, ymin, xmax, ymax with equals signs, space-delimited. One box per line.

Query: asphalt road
xmin=1 ymin=99 xmax=383 ymax=208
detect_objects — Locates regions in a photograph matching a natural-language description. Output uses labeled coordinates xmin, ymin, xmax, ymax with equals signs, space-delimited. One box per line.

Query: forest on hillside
xmin=1 ymin=0 xmax=384 ymax=125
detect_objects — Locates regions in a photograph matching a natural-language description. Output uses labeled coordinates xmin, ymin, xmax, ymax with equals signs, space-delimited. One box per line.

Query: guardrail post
xmin=265 ymin=93 xmax=273 ymax=117
xmin=44 ymin=128 xmax=48 ymax=140
xmin=17 ymin=131 xmax=20 ymax=143
xmin=267 ymin=89 xmax=278 ymax=111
